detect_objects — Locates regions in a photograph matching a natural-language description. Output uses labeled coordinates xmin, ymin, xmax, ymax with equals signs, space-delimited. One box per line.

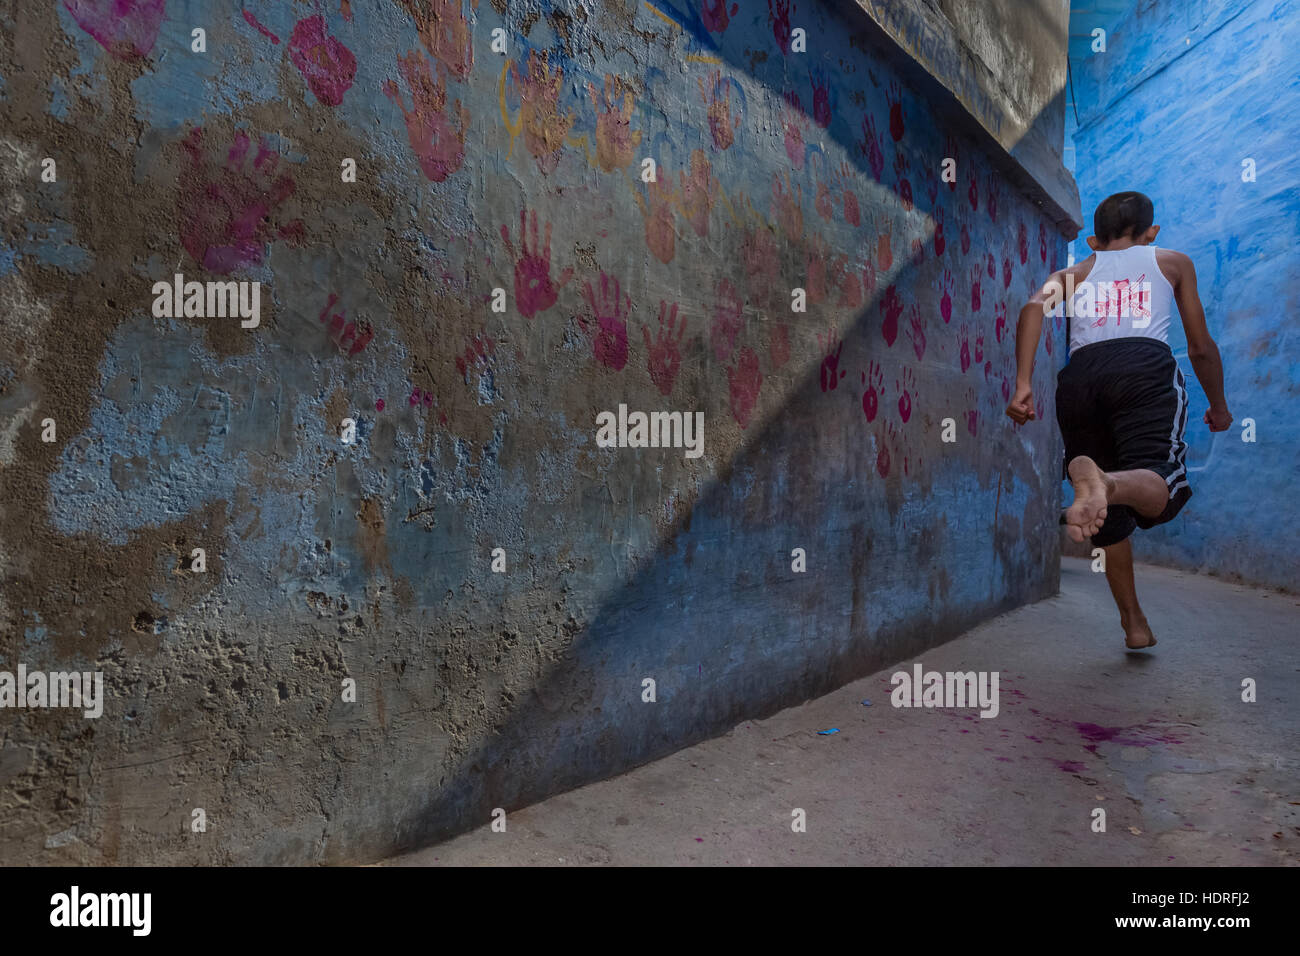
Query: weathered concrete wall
xmin=0 ymin=0 xmax=1068 ymax=863
xmin=1071 ymin=0 xmax=1300 ymax=590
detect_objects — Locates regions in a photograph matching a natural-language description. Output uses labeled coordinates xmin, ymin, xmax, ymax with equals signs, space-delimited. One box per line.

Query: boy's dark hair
xmin=1093 ymin=191 xmax=1154 ymax=243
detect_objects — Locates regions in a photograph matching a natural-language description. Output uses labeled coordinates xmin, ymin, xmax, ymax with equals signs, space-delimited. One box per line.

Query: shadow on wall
xmin=376 ymin=13 xmax=1073 ymax=859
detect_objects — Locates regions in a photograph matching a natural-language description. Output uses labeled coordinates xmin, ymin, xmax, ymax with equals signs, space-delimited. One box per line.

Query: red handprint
xmin=875 ymin=216 xmax=893 ymax=271
xmin=1039 ymin=222 xmax=1048 ymax=264
xmin=896 ymin=367 xmax=917 ymax=423
xmin=940 ymin=269 xmax=954 ymax=323
xmin=876 ymin=423 xmax=895 ymax=477
xmin=643 ymin=300 xmax=686 ymax=394
xmin=967 ymin=164 xmax=979 ymax=210
xmin=933 ymin=206 xmax=946 ymax=257
xmin=880 ymin=284 xmax=903 ymax=346
xmin=958 ymin=323 xmax=971 ymax=372
xmin=1002 ymin=254 xmax=1012 ymax=290
xmin=970 ymin=265 xmax=983 ymax=312
xmin=906 ymin=305 xmax=927 ymax=360
xmin=384 ymin=50 xmax=469 ymax=183
xmin=770 ymin=322 xmax=791 ymax=370
xmin=886 ymin=80 xmax=904 ymax=141
xmin=1017 ymin=219 xmax=1029 ymax=264
xmin=964 ymin=387 xmax=978 ymax=436
xmin=985 ymin=172 xmax=999 ymax=222
xmin=728 ymin=346 xmax=763 ymax=428
xmin=500 ymin=208 xmax=574 ymax=319
xmin=768 ymin=0 xmax=796 ymax=54
xmin=589 ymin=73 xmax=641 ymax=172
xmin=986 ymin=252 xmax=997 ymax=279
xmin=702 ymin=0 xmax=740 ymax=33
xmin=861 ymin=361 xmax=884 ymax=422
xmin=974 ymin=324 xmax=985 ymax=364
xmin=817 ymin=324 xmax=847 ymax=392
xmin=859 ymin=113 xmax=885 ymax=182
xmin=960 ymin=216 xmax=971 ymax=256
xmin=698 ymin=71 xmax=740 ymax=151
xmin=711 ymin=278 xmax=744 ymax=361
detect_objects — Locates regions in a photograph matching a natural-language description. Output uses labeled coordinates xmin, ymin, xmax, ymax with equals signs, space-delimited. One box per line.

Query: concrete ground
xmin=383 ymin=557 xmax=1299 ymax=866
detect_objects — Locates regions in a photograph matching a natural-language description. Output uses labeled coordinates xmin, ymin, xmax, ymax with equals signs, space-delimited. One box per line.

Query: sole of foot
xmin=1065 ymin=456 xmax=1112 ymax=543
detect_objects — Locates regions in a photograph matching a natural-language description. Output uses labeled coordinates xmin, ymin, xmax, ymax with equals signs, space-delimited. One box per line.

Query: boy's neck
xmin=1098 ymin=237 xmax=1149 ymax=251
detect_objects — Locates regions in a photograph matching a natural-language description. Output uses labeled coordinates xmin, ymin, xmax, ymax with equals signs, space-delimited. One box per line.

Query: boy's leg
xmin=1063 ymin=457 xmax=1169 ymax=541
xmin=1101 ymin=538 xmax=1157 ymax=649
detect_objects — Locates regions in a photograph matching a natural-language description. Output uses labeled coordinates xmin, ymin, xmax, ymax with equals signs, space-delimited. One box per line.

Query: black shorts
xmin=1055 ymin=337 xmax=1192 ymax=547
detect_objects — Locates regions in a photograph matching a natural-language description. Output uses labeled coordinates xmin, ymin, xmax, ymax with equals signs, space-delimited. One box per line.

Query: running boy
xmin=1004 ymin=191 xmax=1232 ymax=649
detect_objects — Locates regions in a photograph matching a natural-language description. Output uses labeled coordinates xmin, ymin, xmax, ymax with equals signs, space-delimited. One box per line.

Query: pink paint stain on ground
xmin=242 ymin=9 xmax=280 ymax=44
xmin=289 ymin=15 xmax=357 ymax=106
xmin=64 ymin=0 xmax=165 ymax=60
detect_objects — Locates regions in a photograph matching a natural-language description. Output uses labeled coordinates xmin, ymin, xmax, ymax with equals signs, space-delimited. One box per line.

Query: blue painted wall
xmin=0 ymin=0 xmax=1068 ymax=862
xmin=1069 ymin=0 xmax=1300 ymax=589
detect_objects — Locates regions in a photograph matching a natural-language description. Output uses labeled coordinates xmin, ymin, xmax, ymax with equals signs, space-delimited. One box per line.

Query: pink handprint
xmin=643 ymin=300 xmax=687 ymax=394
xmin=581 ymin=271 xmax=631 ymax=371
xmin=974 ymin=324 xmax=985 ymax=364
xmin=940 ymin=269 xmax=954 ymax=323
xmin=639 ymin=173 xmax=678 ymax=264
xmin=698 ymin=71 xmax=741 ymax=151
xmin=63 ymin=0 xmax=165 ymax=60
xmin=1002 ymin=255 xmax=1013 ymax=290
xmin=177 ymin=127 xmax=305 ymax=275
xmin=780 ymin=92 xmax=808 ymax=169
xmin=1017 ymin=219 xmax=1029 ymax=264
xmin=289 ymin=15 xmax=357 ymax=106
xmin=986 ymin=252 xmax=996 ymax=279
xmin=500 ymin=208 xmax=574 ymax=319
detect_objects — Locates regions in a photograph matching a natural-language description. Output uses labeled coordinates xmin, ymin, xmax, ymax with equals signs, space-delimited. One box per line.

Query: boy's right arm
xmin=1168 ymin=250 xmax=1232 ymax=431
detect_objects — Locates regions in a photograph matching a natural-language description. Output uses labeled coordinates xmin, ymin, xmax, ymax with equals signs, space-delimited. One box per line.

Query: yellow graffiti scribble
xmin=642 ymin=3 xmax=682 ymax=31
xmin=685 ymin=54 xmax=722 ymax=65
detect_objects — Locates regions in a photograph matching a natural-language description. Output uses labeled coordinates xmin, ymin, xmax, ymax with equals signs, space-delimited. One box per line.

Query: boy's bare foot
xmin=1120 ymin=612 xmax=1158 ymax=649
xmin=1065 ymin=456 xmax=1114 ymax=542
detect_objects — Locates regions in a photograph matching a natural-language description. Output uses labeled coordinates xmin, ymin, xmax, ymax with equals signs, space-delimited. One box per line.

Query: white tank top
xmin=1067 ymin=245 xmax=1175 ymax=353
